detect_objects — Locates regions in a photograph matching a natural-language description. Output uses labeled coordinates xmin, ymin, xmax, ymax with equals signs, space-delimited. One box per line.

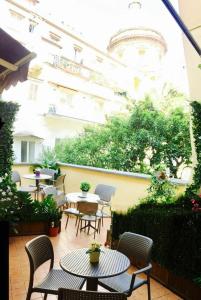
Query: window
xmin=21 ymin=141 xmax=27 ymax=162
xmin=73 ymin=44 xmax=83 ymax=63
xmin=29 ymin=19 xmax=38 ymax=33
xmin=21 ymin=141 xmax=35 ymax=162
xmin=28 ymin=82 xmax=38 ymax=100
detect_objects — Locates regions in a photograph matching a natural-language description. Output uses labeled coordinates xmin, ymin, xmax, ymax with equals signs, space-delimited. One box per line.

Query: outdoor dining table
xmin=60 ymin=247 xmax=130 ymax=291
xmin=22 ymin=173 xmax=52 ymax=198
xmin=65 ymin=192 xmax=100 ymax=206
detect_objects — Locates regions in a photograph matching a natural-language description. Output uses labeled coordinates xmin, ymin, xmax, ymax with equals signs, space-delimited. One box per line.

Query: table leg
xmin=36 ymin=179 xmax=39 ymax=200
xmin=86 ymin=278 xmax=98 ymax=291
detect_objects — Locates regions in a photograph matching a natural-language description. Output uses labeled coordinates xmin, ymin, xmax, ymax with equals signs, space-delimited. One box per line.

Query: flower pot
xmin=89 ymin=252 xmax=100 ymax=263
xmin=82 ymin=191 xmax=87 ymax=197
xmin=48 ymin=226 xmax=59 ymax=237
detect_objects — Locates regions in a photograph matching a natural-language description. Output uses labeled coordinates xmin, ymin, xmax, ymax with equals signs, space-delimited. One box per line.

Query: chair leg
xmin=98 ymin=219 xmax=101 ymax=233
xmin=147 ymin=277 xmax=151 ymax=300
xmin=26 ymin=289 xmax=32 ymax=300
xmin=65 ymin=215 xmax=69 ymax=229
xmin=87 ymin=222 xmax=90 ymax=234
xmin=76 ymin=219 xmax=81 ymax=236
xmin=43 ymin=293 xmax=47 ymax=300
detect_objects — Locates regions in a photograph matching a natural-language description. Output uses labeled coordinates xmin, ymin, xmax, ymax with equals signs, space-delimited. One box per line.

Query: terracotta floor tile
xmin=9 ymin=215 xmax=183 ymax=300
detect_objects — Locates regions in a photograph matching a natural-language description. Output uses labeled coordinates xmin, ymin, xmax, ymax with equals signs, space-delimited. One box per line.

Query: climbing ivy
xmin=185 ymin=101 xmax=201 ymax=196
xmin=0 ymin=101 xmax=19 ymax=176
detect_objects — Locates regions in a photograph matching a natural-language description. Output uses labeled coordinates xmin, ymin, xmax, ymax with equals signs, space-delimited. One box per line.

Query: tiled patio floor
xmin=9 ymin=215 xmax=183 ymax=300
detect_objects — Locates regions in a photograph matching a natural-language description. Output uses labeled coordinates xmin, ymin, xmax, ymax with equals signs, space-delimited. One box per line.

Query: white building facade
xmin=1 ymin=0 xmax=179 ymax=164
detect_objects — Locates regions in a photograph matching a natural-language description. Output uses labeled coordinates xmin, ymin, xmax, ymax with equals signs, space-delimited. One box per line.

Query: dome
xmin=107 ymin=1 xmax=167 ymax=67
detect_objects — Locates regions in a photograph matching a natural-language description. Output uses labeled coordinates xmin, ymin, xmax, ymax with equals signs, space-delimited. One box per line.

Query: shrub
xmin=112 ymin=207 xmax=201 ymax=282
xmin=0 ymin=101 xmax=19 ymax=176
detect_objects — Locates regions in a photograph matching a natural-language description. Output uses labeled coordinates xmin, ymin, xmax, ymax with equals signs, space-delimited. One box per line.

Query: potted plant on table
xmin=86 ymin=241 xmax=102 ymax=263
xmin=80 ymin=181 xmax=91 ymax=197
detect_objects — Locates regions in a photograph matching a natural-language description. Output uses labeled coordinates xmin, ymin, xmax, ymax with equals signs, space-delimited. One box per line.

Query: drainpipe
xmin=161 ymin=0 xmax=201 ymax=56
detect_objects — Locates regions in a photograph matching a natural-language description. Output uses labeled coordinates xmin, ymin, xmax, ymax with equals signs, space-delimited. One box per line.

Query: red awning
xmin=0 ymin=28 xmax=36 ymax=92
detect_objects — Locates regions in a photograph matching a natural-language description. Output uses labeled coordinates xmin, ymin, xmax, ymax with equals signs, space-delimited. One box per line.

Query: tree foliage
xmin=54 ymin=99 xmax=191 ymax=178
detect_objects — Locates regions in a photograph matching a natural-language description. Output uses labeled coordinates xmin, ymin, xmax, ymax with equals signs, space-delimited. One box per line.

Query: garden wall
xmin=13 ymin=163 xmax=188 ymax=211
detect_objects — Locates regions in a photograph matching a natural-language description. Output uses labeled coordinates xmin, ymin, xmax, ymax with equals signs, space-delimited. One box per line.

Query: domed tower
xmin=108 ymin=1 xmax=167 ymax=99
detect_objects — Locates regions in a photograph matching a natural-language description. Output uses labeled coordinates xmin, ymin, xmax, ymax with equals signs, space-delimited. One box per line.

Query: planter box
xmin=111 ymin=239 xmax=201 ymax=300
xmin=152 ymin=261 xmax=201 ymax=300
xmin=10 ymin=221 xmax=49 ymax=236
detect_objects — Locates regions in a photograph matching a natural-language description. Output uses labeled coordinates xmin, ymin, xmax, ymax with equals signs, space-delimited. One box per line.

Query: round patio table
xmin=60 ymin=248 xmax=130 ymax=291
xmin=23 ymin=174 xmax=52 ymax=198
xmin=66 ymin=192 xmax=100 ymax=206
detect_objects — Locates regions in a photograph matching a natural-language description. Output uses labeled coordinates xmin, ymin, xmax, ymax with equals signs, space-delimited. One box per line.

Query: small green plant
xmin=43 ymin=195 xmax=62 ymax=227
xmin=80 ymin=181 xmax=91 ymax=192
xmin=86 ymin=241 xmax=102 ymax=253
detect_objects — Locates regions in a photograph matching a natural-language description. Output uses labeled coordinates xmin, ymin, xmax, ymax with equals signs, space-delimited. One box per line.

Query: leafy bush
xmin=54 ymin=99 xmax=191 ymax=178
xmin=36 ymin=146 xmax=61 ymax=179
xmin=185 ymin=101 xmax=201 ymax=195
xmin=140 ymin=171 xmax=176 ymax=204
xmin=0 ymin=174 xmax=62 ymax=231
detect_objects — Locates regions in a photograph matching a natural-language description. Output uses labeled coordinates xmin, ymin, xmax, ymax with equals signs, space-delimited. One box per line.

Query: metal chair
xmin=25 ymin=235 xmax=85 ymax=300
xmin=76 ymin=201 xmax=101 ymax=239
xmin=11 ymin=170 xmax=37 ymax=198
xmin=58 ymin=288 xmax=127 ymax=300
xmin=64 ymin=204 xmax=82 ymax=230
xmin=98 ymin=232 xmax=153 ymax=299
xmin=94 ymin=184 xmax=116 ymax=225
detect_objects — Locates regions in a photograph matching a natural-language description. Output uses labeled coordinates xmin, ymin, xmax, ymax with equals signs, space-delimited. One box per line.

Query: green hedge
xmin=112 ymin=207 xmax=201 ymax=281
xmin=0 ymin=101 xmax=19 ymax=176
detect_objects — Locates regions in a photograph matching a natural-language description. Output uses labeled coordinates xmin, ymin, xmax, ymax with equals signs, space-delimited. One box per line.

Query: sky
xmin=36 ymin=0 xmax=188 ymax=93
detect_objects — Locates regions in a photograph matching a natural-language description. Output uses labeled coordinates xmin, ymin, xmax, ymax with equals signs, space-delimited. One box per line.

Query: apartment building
xmin=1 ymin=0 xmax=169 ymax=163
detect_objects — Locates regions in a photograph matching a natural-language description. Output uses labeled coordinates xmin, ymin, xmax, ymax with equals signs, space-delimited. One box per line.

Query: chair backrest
xmin=54 ymin=174 xmax=66 ymax=192
xmin=40 ymin=168 xmax=57 ymax=179
xmin=43 ymin=186 xmax=58 ymax=196
xmin=11 ymin=171 xmax=21 ymax=185
xmin=94 ymin=184 xmax=116 ymax=203
xmin=58 ymin=288 xmax=127 ymax=300
xmin=25 ymin=235 xmax=54 ymax=273
xmin=77 ymin=201 xmax=98 ymax=215
xmin=117 ymin=232 xmax=153 ymax=266
xmin=42 ymin=186 xmax=66 ymax=208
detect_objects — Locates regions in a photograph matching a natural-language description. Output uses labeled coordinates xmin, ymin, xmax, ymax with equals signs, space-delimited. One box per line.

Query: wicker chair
xmin=25 ymin=235 xmax=85 ymax=300
xmin=39 ymin=168 xmax=57 ymax=188
xmin=11 ymin=170 xmax=37 ymax=198
xmin=98 ymin=232 xmax=153 ymax=299
xmin=53 ymin=174 xmax=66 ymax=193
xmin=58 ymin=288 xmax=127 ymax=300
xmin=40 ymin=172 xmax=66 ymax=193
xmin=42 ymin=186 xmax=67 ymax=210
xmin=76 ymin=201 xmax=101 ymax=239
xmin=94 ymin=184 xmax=116 ymax=225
